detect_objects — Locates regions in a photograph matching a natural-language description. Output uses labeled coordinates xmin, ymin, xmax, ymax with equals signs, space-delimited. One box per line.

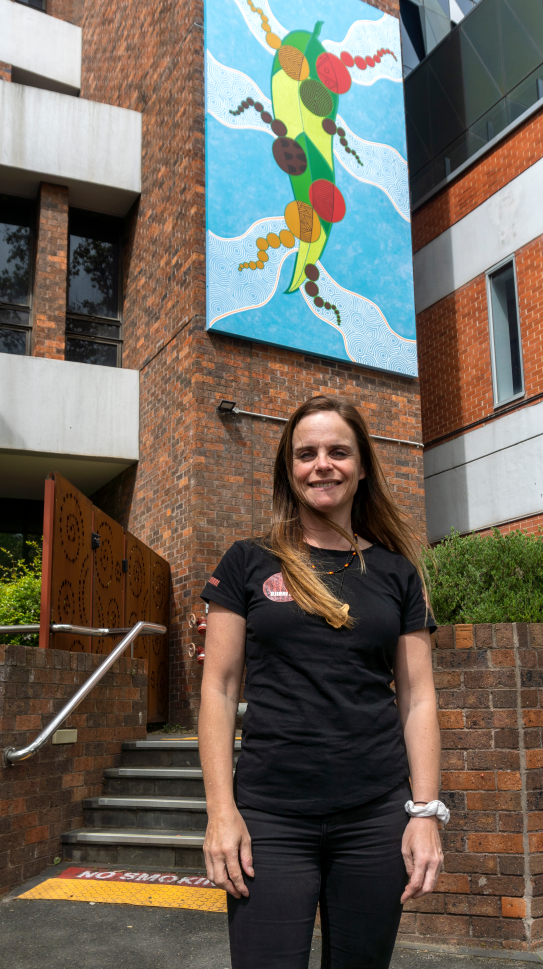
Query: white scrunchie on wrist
xmin=405 ymin=800 xmax=450 ymax=825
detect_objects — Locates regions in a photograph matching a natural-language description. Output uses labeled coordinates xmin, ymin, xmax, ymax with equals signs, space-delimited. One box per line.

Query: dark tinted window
xmin=66 ymin=210 xmax=123 ymax=368
xmin=405 ymin=0 xmax=543 ymax=203
xmin=13 ymin=0 xmax=46 ymax=9
xmin=68 ymin=213 xmax=120 ymax=319
xmin=65 ymin=338 xmax=119 ymax=368
xmin=488 ymin=261 xmax=523 ymax=404
xmin=0 ymin=197 xmax=33 ymax=306
xmin=0 ymin=195 xmax=34 ymax=356
xmin=0 ymin=328 xmax=26 ymax=355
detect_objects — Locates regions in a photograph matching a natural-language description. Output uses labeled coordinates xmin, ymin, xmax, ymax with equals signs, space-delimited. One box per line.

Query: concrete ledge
xmin=0 ymin=83 xmax=141 ymax=216
xmin=0 ymin=0 xmax=81 ymax=95
xmin=0 ymin=355 xmax=139 ymax=498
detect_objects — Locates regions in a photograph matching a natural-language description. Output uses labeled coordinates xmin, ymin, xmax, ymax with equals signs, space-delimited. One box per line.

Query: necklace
xmin=310 ymin=534 xmax=359 ymax=575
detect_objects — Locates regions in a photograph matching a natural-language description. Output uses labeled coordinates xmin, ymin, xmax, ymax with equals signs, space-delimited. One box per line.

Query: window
xmin=66 ymin=210 xmax=123 ymax=367
xmin=0 ymin=195 xmax=34 ymax=356
xmin=487 ymin=258 xmax=524 ymax=406
xmin=13 ymin=0 xmax=46 ymax=10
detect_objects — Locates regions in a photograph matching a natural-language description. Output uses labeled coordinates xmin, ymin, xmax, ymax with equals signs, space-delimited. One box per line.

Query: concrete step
xmin=83 ymin=796 xmax=207 ymax=831
xmin=103 ymin=767 xmax=206 ymax=798
xmin=121 ymin=738 xmax=241 ymax=769
xmin=61 ymin=828 xmax=206 ymax=870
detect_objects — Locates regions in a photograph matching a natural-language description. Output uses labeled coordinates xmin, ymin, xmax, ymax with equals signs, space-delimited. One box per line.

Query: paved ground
xmin=1 ymin=863 xmax=540 ymax=969
xmin=0 ymin=896 xmax=540 ymax=969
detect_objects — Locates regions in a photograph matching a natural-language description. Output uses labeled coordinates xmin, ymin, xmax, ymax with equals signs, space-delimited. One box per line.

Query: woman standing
xmin=199 ymin=396 xmax=446 ymax=969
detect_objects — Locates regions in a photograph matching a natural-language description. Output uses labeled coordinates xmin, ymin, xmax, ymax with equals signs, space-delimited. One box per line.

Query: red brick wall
xmin=31 ymin=183 xmax=68 ymax=360
xmin=475 ymin=513 xmax=543 ymax=539
xmin=46 ymin=0 xmax=84 ymax=25
xmin=417 ymin=233 xmax=543 ymax=444
xmin=412 ymin=107 xmax=543 ymax=252
xmin=0 ymin=645 xmax=147 ymax=897
xmin=81 ymin=0 xmax=424 ymax=724
xmin=399 ymin=622 xmax=543 ymax=953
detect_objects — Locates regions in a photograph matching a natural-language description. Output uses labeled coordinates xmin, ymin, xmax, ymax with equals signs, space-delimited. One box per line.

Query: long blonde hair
xmin=264 ymin=395 xmax=427 ymax=629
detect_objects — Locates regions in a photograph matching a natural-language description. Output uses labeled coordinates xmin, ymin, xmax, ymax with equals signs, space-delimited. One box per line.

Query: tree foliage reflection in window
xmin=0 ymin=224 xmax=30 ymax=305
xmin=68 ymin=234 xmax=119 ymax=319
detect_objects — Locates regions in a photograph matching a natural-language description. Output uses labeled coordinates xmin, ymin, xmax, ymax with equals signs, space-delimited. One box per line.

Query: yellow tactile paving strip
xmin=19 ymin=878 xmax=227 ymax=912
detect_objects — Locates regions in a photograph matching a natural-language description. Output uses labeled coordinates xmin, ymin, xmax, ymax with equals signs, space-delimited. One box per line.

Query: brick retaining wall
xmin=399 ymin=622 xmax=543 ymax=953
xmin=0 ymin=645 xmax=147 ymax=897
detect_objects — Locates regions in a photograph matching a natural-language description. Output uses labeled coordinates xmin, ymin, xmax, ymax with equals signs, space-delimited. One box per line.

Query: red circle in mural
xmin=315 ymin=52 xmax=352 ymax=95
xmin=309 ymin=180 xmax=346 ymax=224
xmin=340 ymin=51 xmax=354 ymax=67
xmin=263 ymin=573 xmax=293 ymax=602
xmin=366 ymin=55 xmax=375 ymax=67
xmin=355 ymin=56 xmax=367 ymax=70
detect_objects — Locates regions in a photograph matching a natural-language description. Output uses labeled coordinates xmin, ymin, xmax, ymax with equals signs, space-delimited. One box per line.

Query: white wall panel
xmin=414 ymin=156 xmax=543 ymax=313
xmin=0 ymin=0 xmax=81 ymax=94
xmin=0 ymin=83 xmax=141 ymax=215
xmin=0 ymin=355 xmax=140 ymax=461
xmin=424 ymin=402 xmax=543 ymax=541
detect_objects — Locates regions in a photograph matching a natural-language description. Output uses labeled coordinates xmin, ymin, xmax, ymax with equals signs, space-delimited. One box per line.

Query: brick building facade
xmin=406 ymin=1 xmax=543 ymax=543
xmin=0 ymin=0 xmax=424 ymax=726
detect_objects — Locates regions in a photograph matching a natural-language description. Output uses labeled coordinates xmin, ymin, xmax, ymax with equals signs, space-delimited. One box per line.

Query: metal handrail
xmin=2 ymin=621 xmax=166 ymax=767
xmin=0 ymin=624 xmax=134 ymax=636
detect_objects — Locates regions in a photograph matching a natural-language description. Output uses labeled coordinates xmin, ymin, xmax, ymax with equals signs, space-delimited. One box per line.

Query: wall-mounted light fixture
xmin=217 ymin=399 xmax=238 ymax=413
xmin=216 ymin=399 xmax=423 ymax=447
xmin=217 ymin=400 xmax=288 ymax=423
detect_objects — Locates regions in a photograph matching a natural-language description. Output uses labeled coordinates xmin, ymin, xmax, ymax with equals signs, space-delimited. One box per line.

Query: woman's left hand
xmin=401 ymin=816 xmax=444 ymax=903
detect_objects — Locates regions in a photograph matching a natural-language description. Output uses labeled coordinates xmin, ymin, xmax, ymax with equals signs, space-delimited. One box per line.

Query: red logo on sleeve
xmin=209 ymin=576 xmax=220 ymax=587
xmin=263 ymin=573 xmax=294 ymax=602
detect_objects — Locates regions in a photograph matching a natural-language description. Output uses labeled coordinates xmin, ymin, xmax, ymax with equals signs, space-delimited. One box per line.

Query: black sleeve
xmin=200 ymin=541 xmax=248 ymax=619
xmin=400 ymin=564 xmax=437 ymax=635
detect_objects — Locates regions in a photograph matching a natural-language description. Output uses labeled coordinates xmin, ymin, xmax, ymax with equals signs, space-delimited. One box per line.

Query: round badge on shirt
xmin=262 ymin=573 xmax=294 ymax=602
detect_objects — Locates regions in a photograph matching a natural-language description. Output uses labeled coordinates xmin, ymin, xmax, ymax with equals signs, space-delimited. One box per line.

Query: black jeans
xmin=228 ymin=781 xmax=410 ymax=969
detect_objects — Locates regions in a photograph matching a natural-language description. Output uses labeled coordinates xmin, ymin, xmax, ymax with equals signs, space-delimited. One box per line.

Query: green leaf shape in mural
xmin=271 ymin=22 xmax=339 ymax=294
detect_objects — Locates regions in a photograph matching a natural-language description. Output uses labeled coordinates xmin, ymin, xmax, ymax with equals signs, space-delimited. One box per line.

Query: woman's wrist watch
xmin=404 ymin=799 xmax=450 ymax=825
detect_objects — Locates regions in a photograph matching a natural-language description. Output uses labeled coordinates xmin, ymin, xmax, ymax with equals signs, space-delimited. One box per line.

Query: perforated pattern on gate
xmin=41 ymin=473 xmax=170 ymax=719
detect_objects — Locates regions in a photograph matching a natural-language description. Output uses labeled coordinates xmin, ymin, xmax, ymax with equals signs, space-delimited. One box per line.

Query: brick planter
xmin=0 ymin=644 xmax=147 ymax=897
xmin=398 ymin=623 xmax=543 ymax=953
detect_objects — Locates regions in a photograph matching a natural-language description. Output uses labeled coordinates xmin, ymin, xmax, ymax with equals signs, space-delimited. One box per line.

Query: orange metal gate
xmin=39 ymin=472 xmax=170 ymax=722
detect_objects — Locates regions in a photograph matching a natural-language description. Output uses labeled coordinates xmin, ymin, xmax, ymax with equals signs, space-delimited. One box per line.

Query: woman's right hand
xmin=203 ymin=805 xmax=254 ymax=898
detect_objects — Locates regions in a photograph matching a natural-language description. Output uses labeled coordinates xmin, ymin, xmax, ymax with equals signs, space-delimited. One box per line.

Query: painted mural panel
xmin=205 ymin=0 xmax=417 ymax=377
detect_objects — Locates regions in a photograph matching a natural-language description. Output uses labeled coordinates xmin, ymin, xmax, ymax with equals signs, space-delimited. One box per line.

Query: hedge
xmin=0 ymin=544 xmax=42 ymax=646
xmin=423 ymin=528 xmax=543 ymax=625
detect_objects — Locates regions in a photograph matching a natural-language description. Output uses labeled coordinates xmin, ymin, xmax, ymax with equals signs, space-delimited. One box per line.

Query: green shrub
xmin=0 ymin=544 xmax=42 ymax=645
xmin=423 ymin=529 xmax=543 ymax=625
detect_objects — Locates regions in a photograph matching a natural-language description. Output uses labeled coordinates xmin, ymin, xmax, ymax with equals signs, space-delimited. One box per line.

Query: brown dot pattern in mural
xmin=304 ymin=263 xmax=342 ymax=324
xmin=321 ymin=120 xmax=364 ymax=168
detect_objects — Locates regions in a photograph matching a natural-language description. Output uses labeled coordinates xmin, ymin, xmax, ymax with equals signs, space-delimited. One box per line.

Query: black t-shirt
xmin=201 ymin=540 xmax=435 ymax=816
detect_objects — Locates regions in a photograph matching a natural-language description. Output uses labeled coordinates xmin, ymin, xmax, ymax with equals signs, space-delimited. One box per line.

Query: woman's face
xmin=291 ymin=411 xmax=365 ymax=518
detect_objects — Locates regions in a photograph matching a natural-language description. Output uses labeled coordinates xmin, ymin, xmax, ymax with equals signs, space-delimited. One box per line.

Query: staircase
xmin=61 ymin=738 xmax=241 ymax=871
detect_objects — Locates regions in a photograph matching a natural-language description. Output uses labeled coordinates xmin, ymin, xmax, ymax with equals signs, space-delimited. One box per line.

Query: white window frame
xmin=486 ymin=254 xmax=525 ymax=409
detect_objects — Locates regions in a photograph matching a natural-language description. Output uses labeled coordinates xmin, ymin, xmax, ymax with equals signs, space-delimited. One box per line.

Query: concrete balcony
xmin=0 ymin=355 xmax=140 ymax=499
xmin=0 ymin=82 xmax=141 ymax=215
xmin=0 ymin=0 xmax=81 ymax=95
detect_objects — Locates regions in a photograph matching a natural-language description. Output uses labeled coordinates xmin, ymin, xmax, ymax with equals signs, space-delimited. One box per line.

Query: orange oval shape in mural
xmin=284 ymin=200 xmax=321 ymax=243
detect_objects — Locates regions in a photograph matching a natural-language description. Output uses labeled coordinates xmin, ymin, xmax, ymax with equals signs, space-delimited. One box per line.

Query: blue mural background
xmin=205 ymin=0 xmax=417 ymax=376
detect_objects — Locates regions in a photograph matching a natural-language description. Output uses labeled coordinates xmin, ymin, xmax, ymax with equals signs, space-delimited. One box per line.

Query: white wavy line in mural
xmin=323 ymin=17 xmax=402 ymax=85
xmin=334 ymin=115 xmax=409 ymax=222
xmin=231 ymin=0 xmax=287 ymax=54
xmin=207 ymin=217 xmax=298 ymax=326
xmin=206 ymin=52 xmax=274 ymax=134
xmin=300 ymin=262 xmax=417 ymax=376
